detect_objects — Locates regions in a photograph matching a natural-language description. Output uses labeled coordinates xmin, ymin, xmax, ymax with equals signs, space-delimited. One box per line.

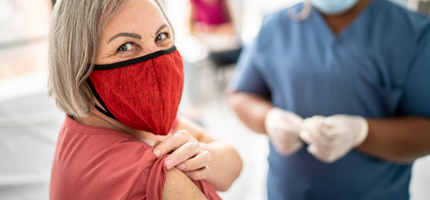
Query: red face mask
xmin=87 ymin=46 xmax=184 ymax=135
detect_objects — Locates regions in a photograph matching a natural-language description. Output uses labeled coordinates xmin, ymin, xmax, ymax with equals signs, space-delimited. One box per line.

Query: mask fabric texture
xmin=309 ymin=0 xmax=359 ymax=15
xmin=87 ymin=46 xmax=184 ymax=135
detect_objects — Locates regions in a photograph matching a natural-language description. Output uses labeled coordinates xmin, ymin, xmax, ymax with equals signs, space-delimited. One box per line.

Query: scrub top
xmin=230 ymin=0 xmax=430 ymax=199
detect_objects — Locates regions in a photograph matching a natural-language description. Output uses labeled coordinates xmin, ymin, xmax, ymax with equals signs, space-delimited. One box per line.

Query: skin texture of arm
xmin=357 ymin=117 xmax=430 ymax=163
xmin=174 ymin=115 xmax=243 ymax=192
xmin=163 ymin=168 xmax=207 ymax=200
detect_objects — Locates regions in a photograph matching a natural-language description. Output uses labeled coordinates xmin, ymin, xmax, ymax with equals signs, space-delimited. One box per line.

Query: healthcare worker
xmin=229 ymin=0 xmax=430 ymax=199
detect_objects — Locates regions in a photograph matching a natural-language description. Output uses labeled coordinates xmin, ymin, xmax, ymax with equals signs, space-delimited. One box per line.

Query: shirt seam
xmin=126 ymin=142 xmax=154 ymax=199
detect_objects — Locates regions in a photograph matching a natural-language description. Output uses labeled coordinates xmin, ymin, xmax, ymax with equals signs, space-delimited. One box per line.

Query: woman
xmin=229 ymin=0 xmax=430 ymax=199
xmin=48 ymin=0 xmax=242 ymax=199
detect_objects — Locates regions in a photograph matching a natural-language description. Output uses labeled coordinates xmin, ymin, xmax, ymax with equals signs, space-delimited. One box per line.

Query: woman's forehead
xmin=101 ymin=0 xmax=167 ymax=39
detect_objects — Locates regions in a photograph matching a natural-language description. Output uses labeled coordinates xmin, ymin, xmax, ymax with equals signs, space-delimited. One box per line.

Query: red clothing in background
xmin=50 ymin=116 xmax=221 ymax=200
xmin=191 ymin=0 xmax=227 ymax=26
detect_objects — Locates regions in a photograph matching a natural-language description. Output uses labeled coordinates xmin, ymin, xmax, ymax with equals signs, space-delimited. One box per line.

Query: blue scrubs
xmin=230 ymin=0 xmax=430 ymax=199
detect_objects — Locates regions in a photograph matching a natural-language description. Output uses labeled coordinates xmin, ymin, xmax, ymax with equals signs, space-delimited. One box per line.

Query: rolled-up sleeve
xmin=398 ymin=20 xmax=430 ymax=118
xmin=229 ymin=38 xmax=271 ymax=99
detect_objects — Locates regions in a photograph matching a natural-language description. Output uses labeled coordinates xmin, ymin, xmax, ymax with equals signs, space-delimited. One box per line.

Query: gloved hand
xmin=300 ymin=115 xmax=368 ymax=163
xmin=265 ymin=107 xmax=304 ymax=156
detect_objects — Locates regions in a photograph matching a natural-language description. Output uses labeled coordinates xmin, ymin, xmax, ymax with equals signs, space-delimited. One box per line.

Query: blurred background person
xmin=179 ymin=0 xmax=243 ymax=125
xmin=229 ymin=0 xmax=430 ymax=199
xmin=189 ymin=0 xmax=234 ymax=35
xmin=189 ymin=0 xmax=242 ymax=67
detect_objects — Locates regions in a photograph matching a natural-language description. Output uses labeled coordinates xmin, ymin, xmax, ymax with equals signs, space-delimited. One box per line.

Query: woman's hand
xmin=153 ymin=130 xmax=212 ymax=181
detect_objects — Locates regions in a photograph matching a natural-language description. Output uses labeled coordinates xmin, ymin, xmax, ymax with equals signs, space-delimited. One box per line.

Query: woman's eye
xmin=155 ymin=33 xmax=168 ymax=42
xmin=117 ymin=42 xmax=132 ymax=52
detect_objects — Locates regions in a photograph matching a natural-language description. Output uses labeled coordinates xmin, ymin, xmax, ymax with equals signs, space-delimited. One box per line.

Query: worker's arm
xmin=228 ymin=91 xmax=305 ymax=156
xmin=357 ymin=29 xmax=430 ymax=163
xmin=228 ymin=91 xmax=273 ymax=134
xmin=357 ymin=117 xmax=430 ymax=163
xmin=229 ymin=92 xmax=430 ymax=164
xmin=163 ymin=168 xmax=207 ymax=200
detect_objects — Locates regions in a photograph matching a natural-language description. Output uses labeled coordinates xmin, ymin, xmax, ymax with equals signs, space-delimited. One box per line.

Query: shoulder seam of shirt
xmin=126 ymin=141 xmax=156 ymax=199
xmin=65 ymin=121 xmax=134 ymax=137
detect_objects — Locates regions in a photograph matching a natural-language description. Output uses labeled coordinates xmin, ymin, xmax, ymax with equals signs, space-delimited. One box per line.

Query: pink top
xmin=50 ymin=116 xmax=221 ymax=200
xmin=191 ymin=0 xmax=228 ymax=26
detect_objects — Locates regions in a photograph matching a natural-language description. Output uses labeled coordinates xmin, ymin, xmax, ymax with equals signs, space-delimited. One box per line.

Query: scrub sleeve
xmin=229 ymin=39 xmax=271 ymax=99
xmin=397 ymin=19 xmax=430 ymax=118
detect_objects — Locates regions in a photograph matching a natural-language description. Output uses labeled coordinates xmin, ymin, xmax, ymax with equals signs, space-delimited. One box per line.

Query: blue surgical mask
xmin=309 ymin=0 xmax=359 ymax=15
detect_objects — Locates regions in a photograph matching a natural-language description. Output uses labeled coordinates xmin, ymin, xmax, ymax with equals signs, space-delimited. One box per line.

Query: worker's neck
xmin=320 ymin=0 xmax=374 ymax=35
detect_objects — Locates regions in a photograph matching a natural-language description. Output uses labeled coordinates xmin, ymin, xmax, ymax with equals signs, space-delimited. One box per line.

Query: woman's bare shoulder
xmin=163 ymin=168 xmax=207 ymax=200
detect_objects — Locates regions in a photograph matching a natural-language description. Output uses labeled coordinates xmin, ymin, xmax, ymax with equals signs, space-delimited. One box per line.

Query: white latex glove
xmin=265 ymin=107 xmax=304 ymax=156
xmin=300 ymin=115 xmax=368 ymax=163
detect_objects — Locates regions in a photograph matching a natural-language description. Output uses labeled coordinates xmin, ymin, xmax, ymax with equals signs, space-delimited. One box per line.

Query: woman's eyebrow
xmin=108 ymin=33 xmax=141 ymax=43
xmin=155 ymin=24 xmax=168 ymax=36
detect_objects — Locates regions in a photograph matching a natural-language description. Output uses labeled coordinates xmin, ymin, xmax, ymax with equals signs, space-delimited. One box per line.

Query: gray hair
xmin=48 ymin=0 xmax=170 ymax=117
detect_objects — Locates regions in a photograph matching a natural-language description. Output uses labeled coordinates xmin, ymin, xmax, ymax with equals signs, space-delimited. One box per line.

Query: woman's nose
xmin=141 ymin=44 xmax=163 ymax=56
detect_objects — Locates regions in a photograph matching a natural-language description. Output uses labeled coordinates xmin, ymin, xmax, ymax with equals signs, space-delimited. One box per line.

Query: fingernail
xmin=185 ymin=171 xmax=190 ymax=176
xmin=166 ymin=160 xmax=174 ymax=170
xmin=176 ymin=163 xmax=186 ymax=170
xmin=154 ymin=149 xmax=161 ymax=158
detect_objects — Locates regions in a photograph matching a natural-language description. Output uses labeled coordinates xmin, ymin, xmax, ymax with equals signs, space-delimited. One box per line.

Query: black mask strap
xmin=86 ymin=78 xmax=117 ymax=120
xmin=92 ymin=46 xmax=177 ymax=70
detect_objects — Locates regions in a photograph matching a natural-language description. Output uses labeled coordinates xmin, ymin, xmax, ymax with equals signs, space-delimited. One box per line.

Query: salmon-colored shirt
xmin=50 ymin=116 xmax=221 ymax=200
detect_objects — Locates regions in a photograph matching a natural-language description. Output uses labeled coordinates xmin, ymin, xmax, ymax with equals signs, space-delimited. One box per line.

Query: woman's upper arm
xmin=162 ymin=168 xmax=207 ymax=200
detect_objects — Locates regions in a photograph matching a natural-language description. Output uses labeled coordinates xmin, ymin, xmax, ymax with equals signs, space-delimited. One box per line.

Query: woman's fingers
xmin=176 ymin=150 xmax=211 ymax=171
xmin=153 ymin=130 xmax=189 ymax=158
xmin=186 ymin=166 xmax=211 ymax=181
xmin=152 ymin=130 xmax=210 ymax=175
xmin=165 ymin=141 xmax=200 ymax=170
